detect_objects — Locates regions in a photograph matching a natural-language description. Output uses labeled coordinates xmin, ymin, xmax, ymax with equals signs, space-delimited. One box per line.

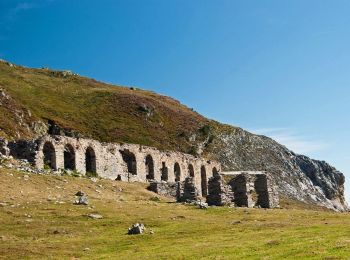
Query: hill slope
xmin=0 ymin=60 xmax=347 ymax=211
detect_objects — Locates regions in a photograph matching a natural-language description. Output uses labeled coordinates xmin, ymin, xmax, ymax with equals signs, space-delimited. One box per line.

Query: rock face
xmin=208 ymin=127 xmax=347 ymax=211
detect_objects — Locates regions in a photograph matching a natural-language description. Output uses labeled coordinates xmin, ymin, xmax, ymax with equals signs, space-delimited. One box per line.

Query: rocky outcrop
xmin=207 ymin=126 xmax=348 ymax=211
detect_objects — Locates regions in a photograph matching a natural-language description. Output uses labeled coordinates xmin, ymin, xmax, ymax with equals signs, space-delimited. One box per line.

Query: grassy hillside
xmin=0 ymin=61 xmax=213 ymax=153
xmin=0 ymin=60 xmax=347 ymax=210
xmin=0 ymin=167 xmax=349 ymax=259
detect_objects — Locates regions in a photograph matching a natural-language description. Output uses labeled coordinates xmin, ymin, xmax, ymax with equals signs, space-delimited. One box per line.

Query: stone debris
xmin=75 ymin=191 xmax=85 ymax=196
xmin=194 ymin=201 xmax=208 ymax=209
xmin=87 ymin=213 xmax=103 ymax=219
xmin=74 ymin=192 xmax=89 ymax=205
xmin=128 ymin=223 xmax=145 ymax=235
xmin=148 ymin=181 xmax=177 ymax=197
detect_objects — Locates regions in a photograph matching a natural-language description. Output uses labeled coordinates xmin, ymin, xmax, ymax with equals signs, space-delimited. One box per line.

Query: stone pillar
xmin=0 ymin=138 xmax=9 ymax=156
xmin=177 ymin=177 xmax=198 ymax=202
xmin=254 ymin=173 xmax=279 ymax=208
xmin=229 ymin=173 xmax=255 ymax=208
xmin=206 ymin=174 xmax=234 ymax=206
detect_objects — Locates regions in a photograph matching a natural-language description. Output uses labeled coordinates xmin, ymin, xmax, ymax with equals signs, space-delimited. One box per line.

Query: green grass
xmin=0 ymin=169 xmax=349 ymax=259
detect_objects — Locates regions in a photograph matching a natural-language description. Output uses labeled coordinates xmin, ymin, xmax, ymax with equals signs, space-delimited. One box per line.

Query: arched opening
xmin=145 ymin=155 xmax=154 ymax=180
xmin=161 ymin=162 xmax=168 ymax=181
xmin=43 ymin=142 xmax=56 ymax=170
xmin=85 ymin=147 xmax=96 ymax=174
xmin=188 ymin=164 xmax=195 ymax=177
xmin=212 ymin=167 xmax=219 ymax=176
xmin=64 ymin=144 xmax=75 ymax=170
xmin=254 ymin=175 xmax=269 ymax=208
xmin=201 ymin=166 xmax=208 ymax=197
xmin=174 ymin=162 xmax=181 ymax=182
xmin=120 ymin=150 xmax=137 ymax=176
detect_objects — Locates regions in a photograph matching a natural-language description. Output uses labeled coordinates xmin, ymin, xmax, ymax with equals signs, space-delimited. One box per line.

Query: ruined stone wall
xmin=206 ymin=171 xmax=279 ymax=208
xmin=31 ymin=135 xmax=220 ymax=196
xmin=206 ymin=174 xmax=234 ymax=206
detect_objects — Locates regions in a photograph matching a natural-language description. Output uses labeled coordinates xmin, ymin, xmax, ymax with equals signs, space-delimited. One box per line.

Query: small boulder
xmin=75 ymin=191 xmax=85 ymax=196
xmin=128 ymin=223 xmax=145 ymax=235
xmin=75 ymin=195 xmax=89 ymax=205
xmin=87 ymin=213 xmax=103 ymax=219
xmin=194 ymin=201 xmax=208 ymax=209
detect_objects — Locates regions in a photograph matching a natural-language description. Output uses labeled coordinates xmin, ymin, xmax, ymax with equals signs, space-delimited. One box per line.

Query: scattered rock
xmin=87 ymin=213 xmax=103 ymax=219
xmin=194 ymin=201 xmax=208 ymax=209
xmin=74 ymin=195 xmax=89 ymax=205
xmin=75 ymin=191 xmax=85 ymax=196
xmin=128 ymin=223 xmax=145 ymax=235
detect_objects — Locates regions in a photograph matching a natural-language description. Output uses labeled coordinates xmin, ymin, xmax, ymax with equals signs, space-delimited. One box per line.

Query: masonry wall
xmin=34 ymin=135 xmax=221 ymax=196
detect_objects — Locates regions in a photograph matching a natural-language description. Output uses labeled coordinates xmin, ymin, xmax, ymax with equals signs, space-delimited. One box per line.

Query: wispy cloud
xmin=251 ymin=127 xmax=328 ymax=155
xmin=5 ymin=2 xmax=38 ymax=21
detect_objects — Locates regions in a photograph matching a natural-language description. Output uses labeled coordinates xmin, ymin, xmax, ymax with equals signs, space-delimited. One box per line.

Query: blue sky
xmin=1 ymin=0 xmax=350 ymax=201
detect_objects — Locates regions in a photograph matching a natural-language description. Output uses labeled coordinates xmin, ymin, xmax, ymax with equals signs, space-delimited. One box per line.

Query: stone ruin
xmin=1 ymin=134 xmax=279 ymax=209
xmin=4 ymin=135 xmax=220 ymax=197
xmin=207 ymin=172 xmax=279 ymax=208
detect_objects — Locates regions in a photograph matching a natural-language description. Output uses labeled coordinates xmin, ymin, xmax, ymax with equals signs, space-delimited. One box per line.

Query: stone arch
xmin=188 ymin=164 xmax=195 ymax=177
xmin=174 ymin=162 xmax=181 ymax=182
xmin=64 ymin=144 xmax=75 ymax=170
xmin=85 ymin=146 xmax=97 ymax=174
xmin=161 ymin=162 xmax=168 ymax=181
xmin=212 ymin=167 xmax=219 ymax=176
xmin=145 ymin=154 xmax=154 ymax=180
xmin=43 ymin=141 xmax=56 ymax=170
xmin=120 ymin=149 xmax=137 ymax=176
xmin=201 ymin=165 xmax=208 ymax=197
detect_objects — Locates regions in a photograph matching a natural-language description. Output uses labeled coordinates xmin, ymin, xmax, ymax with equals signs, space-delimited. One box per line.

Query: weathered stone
xmin=75 ymin=195 xmax=88 ymax=205
xmin=148 ymin=182 xmax=178 ymax=197
xmin=0 ymin=138 xmax=10 ymax=156
xmin=206 ymin=174 xmax=234 ymax=206
xmin=87 ymin=213 xmax=103 ymax=219
xmin=75 ymin=191 xmax=85 ymax=196
xmin=128 ymin=223 xmax=145 ymax=235
xmin=177 ymin=177 xmax=198 ymax=202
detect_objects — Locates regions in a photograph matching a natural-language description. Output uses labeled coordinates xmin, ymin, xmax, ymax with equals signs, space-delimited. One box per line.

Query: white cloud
xmin=251 ymin=127 xmax=328 ymax=155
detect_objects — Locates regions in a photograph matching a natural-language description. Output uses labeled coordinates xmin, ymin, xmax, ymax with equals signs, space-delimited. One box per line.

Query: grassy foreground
xmin=0 ymin=169 xmax=349 ymax=260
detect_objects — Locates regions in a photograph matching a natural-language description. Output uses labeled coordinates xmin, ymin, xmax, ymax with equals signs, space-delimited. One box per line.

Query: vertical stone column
xmin=177 ymin=177 xmax=198 ymax=202
xmin=229 ymin=173 xmax=255 ymax=208
xmin=206 ymin=174 xmax=234 ymax=206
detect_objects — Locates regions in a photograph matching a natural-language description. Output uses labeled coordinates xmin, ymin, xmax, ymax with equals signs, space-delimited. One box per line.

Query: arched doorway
xmin=85 ymin=147 xmax=96 ymax=174
xmin=145 ymin=155 xmax=154 ymax=180
xmin=174 ymin=162 xmax=181 ymax=182
xmin=43 ymin=142 xmax=56 ymax=170
xmin=201 ymin=166 xmax=208 ymax=197
xmin=188 ymin=164 xmax=195 ymax=177
xmin=120 ymin=150 xmax=137 ymax=176
xmin=64 ymin=144 xmax=75 ymax=170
